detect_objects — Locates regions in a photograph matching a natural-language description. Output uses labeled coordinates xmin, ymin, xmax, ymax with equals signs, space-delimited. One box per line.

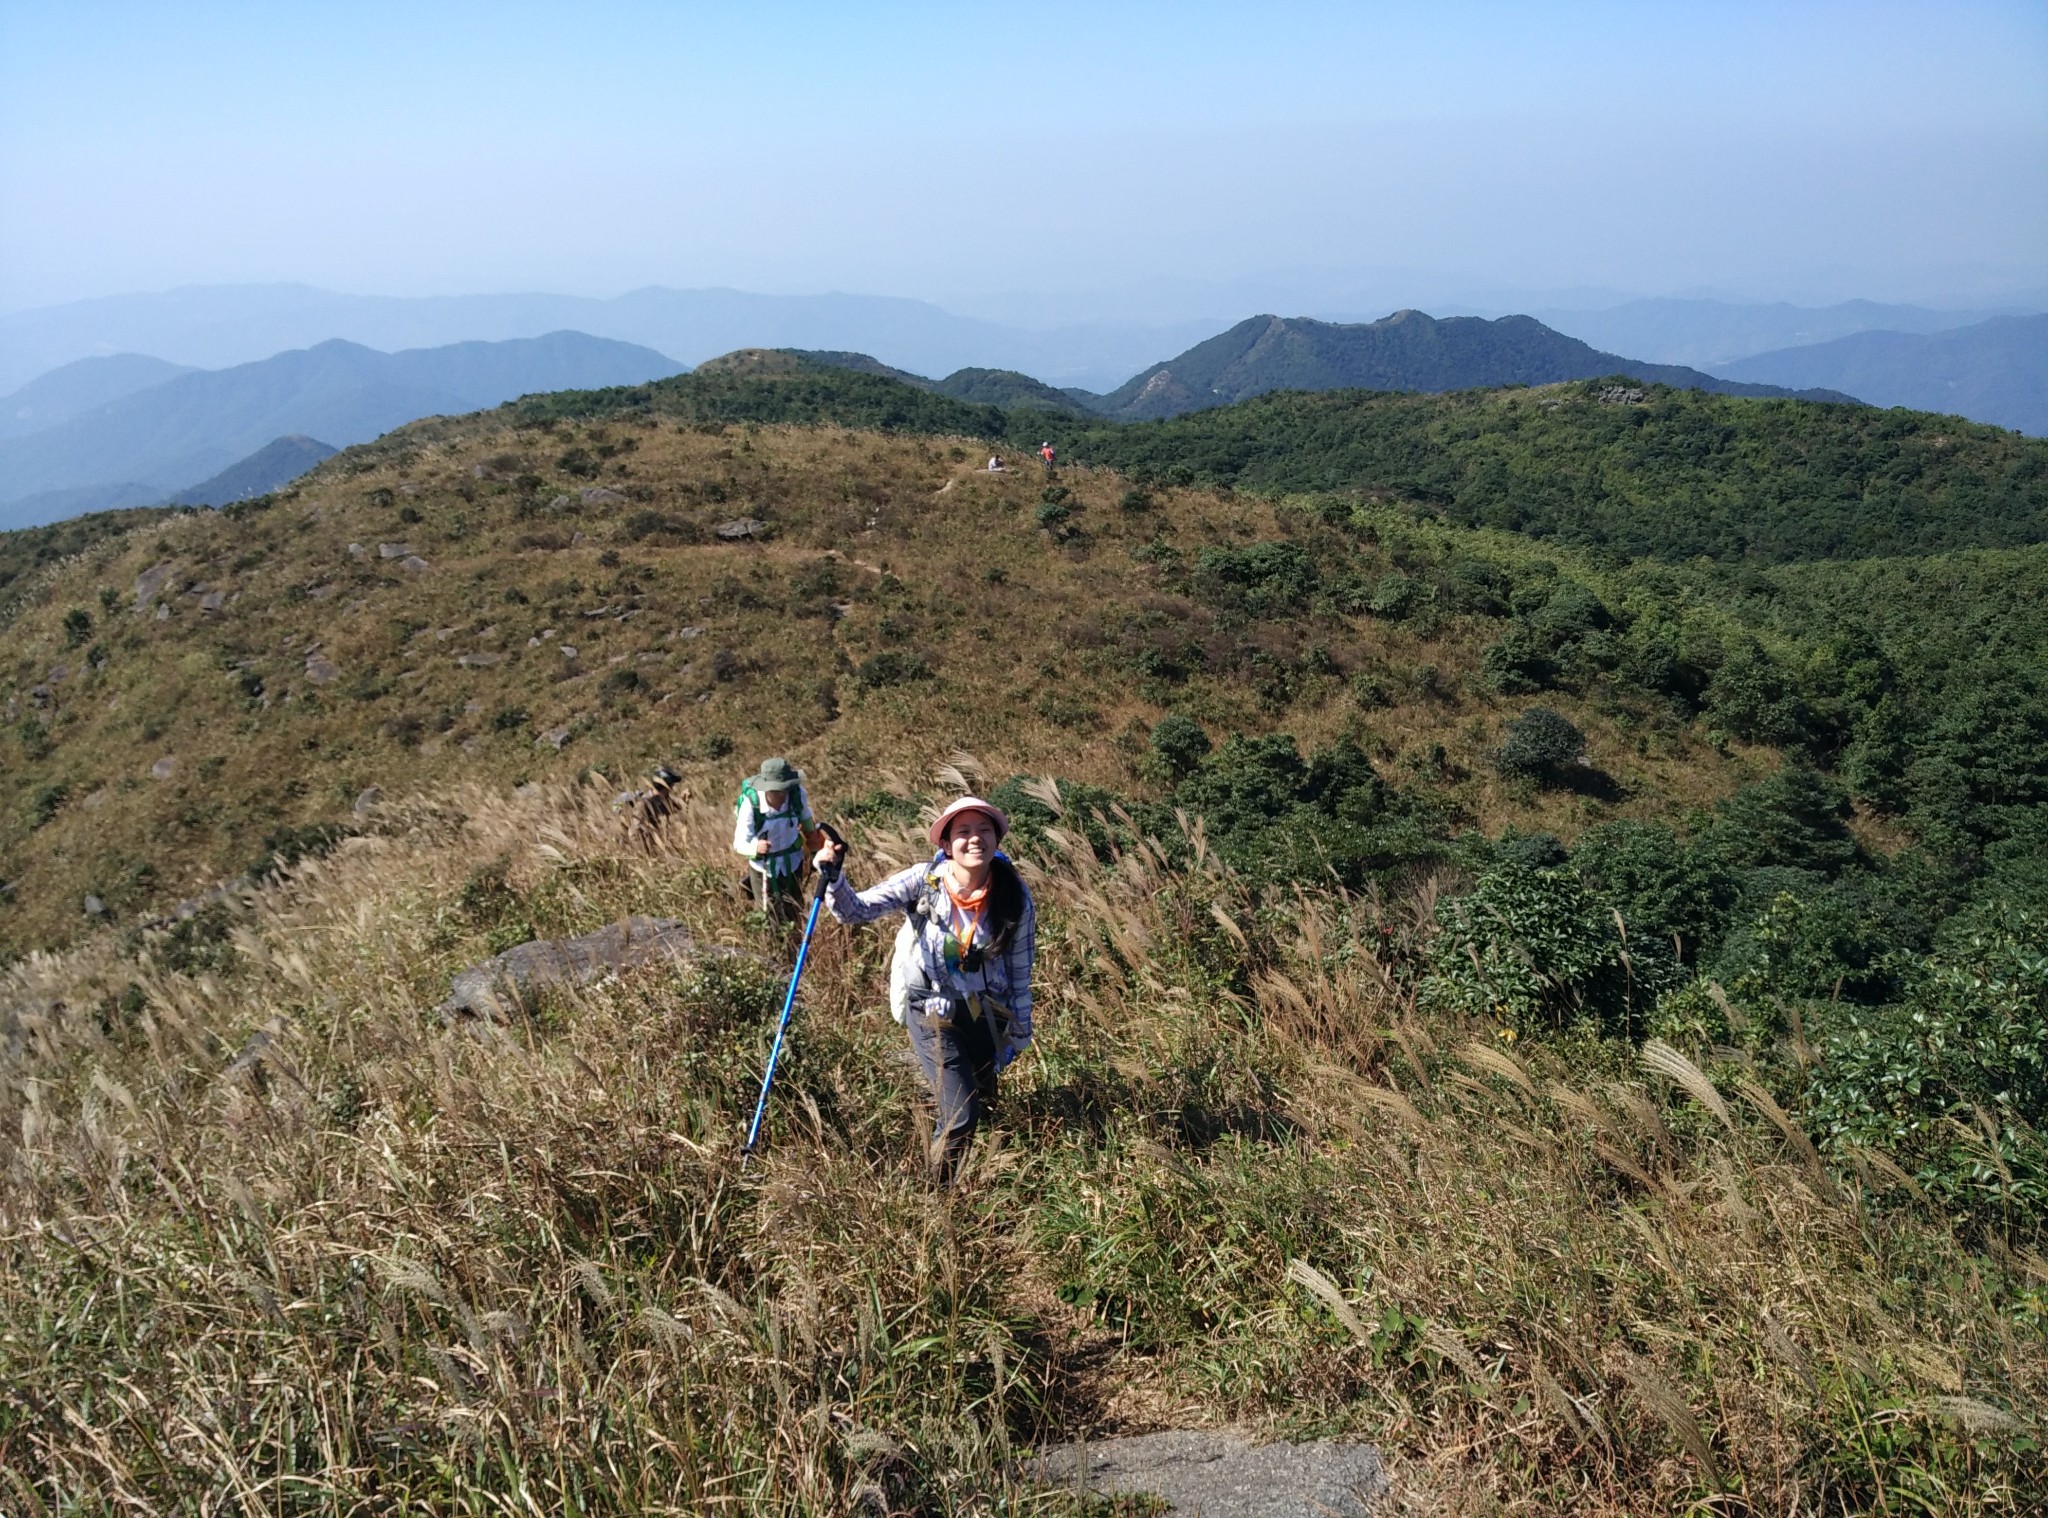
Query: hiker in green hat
xmin=731 ymin=757 xmax=822 ymax=925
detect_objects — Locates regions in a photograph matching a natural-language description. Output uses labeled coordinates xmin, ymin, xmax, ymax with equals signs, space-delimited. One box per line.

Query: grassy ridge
xmin=0 ymin=780 xmax=2038 ymax=1512
xmin=509 ymin=359 xmax=1009 ymax=438
xmin=494 ymin=357 xmax=2048 ymax=563
xmin=0 ymin=413 xmax=1775 ymax=958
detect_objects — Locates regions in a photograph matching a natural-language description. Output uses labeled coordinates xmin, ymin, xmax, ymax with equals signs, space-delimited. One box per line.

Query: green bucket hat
xmin=751 ymin=757 xmax=800 ymax=792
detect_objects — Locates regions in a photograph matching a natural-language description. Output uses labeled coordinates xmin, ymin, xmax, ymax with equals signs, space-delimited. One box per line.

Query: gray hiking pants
xmin=905 ymin=1000 xmax=999 ymax=1181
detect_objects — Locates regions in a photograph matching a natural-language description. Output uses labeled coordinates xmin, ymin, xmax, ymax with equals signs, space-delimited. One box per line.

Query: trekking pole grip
xmin=816 ymin=822 xmax=846 ymax=886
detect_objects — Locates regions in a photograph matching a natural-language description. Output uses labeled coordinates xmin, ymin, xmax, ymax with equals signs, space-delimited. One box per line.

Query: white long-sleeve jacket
xmin=823 ymin=854 xmax=1035 ymax=1053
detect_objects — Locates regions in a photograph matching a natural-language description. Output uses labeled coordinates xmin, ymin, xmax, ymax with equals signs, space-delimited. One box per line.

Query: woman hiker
xmin=732 ymin=756 xmax=823 ymax=927
xmin=813 ymin=796 xmax=1036 ymax=1181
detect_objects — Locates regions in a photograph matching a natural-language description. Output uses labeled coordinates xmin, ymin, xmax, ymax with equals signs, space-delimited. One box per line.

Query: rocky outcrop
xmin=438 ymin=916 xmax=721 ymax=1022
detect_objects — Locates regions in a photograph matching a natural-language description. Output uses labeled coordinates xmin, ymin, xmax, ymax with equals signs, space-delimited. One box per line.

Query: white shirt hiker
xmin=732 ymin=784 xmax=818 ymax=881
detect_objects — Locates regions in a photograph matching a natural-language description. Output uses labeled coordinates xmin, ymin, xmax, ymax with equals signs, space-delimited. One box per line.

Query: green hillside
xmin=1051 ymin=380 xmax=2048 ymax=562
xmin=517 ymin=355 xmax=2048 ymax=565
xmin=2 ymin=362 xmax=2045 ymax=1511
xmin=770 ymin=348 xmax=1096 ymax=415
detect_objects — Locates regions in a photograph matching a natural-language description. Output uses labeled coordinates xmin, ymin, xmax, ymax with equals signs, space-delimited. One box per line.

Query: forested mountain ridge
xmin=1085 ymin=310 xmax=1859 ymax=420
xmin=517 ymin=353 xmax=2048 ymax=565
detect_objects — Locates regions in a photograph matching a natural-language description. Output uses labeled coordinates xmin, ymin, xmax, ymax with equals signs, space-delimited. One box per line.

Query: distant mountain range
xmin=1533 ymin=297 xmax=2030 ymax=370
xmin=1075 ymin=312 xmax=1855 ymax=421
xmin=8 ymin=299 xmax=2037 ymax=534
xmin=0 ymin=352 xmax=197 ymax=439
xmin=0 ymin=331 xmax=684 ymax=529
xmin=777 ymin=311 xmax=1851 ymax=428
xmin=0 ymin=283 xmax=1217 ymax=396
xmin=1714 ymin=315 xmax=2047 ymax=436
xmin=165 ymin=435 xmax=339 ymax=506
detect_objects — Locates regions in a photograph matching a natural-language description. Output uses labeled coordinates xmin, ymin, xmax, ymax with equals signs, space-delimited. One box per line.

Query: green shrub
xmin=1705 ymin=640 xmax=1816 ymax=747
xmin=250 ymin=822 xmax=348 ymax=882
xmin=61 ymin=608 xmax=92 ymax=646
xmin=1422 ymin=862 xmax=1677 ymax=1035
xmin=1804 ymin=912 xmax=2048 ymax=1227
xmin=1149 ymin=714 xmax=1212 ymax=782
xmin=1367 ymin=573 xmax=1420 ymax=619
xmin=30 ymin=782 xmax=69 ymax=828
xmin=1489 ymin=708 xmax=1586 ymax=785
xmin=852 ymin=651 xmax=933 ymax=690
xmin=1194 ymin=542 xmax=1318 ymax=618
xmin=1421 ymin=864 xmax=1614 ymax=1031
xmin=1481 ymin=628 xmax=1555 ymax=694
xmin=1571 ymin=820 xmax=1735 ymax=962
xmin=624 ymin=510 xmax=705 ymax=544
xmin=840 ymin=789 xmax=923 ymax=828
xmin=1705 ymin=767 xmax=1860 ymax=876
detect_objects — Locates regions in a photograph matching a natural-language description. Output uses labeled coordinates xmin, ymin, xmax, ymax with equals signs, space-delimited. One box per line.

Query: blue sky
xmin=1 ymin=1 xmax=2043 ymax=317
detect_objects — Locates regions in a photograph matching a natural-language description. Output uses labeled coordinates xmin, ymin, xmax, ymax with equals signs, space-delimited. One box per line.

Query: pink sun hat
xmin=928 ymin=795 xmax=1011 ymax=848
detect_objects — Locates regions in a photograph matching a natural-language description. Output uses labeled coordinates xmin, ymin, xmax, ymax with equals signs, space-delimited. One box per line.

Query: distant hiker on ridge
xmin=813 ymin=796 xmax=1035 ymax=1183
xmin=732 ymin=757 xmax=822 ymax=926
xmin=987 ymin=453 xmax=1005 ymax=472
xmin=1039 ymin=440 xmax=1056 ymax=473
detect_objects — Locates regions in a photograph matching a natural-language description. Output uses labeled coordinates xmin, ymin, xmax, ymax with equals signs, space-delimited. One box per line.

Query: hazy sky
xmin=2 ymin=0 xmax=2043 ymax=319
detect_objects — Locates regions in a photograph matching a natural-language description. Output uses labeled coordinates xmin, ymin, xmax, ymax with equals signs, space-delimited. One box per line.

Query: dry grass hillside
xmin=3 ymin=771 xmax=2040 ymax=1513
xmin=1 ymin=411 xmax=1767 ymax=958
xmin=3 ymin=398 xmax=2042 ymax=1515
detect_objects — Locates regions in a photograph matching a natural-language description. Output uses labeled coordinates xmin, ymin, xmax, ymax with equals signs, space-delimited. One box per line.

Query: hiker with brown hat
xmin=732 ymin=756 xmax=823 ymax=925
xmin=813 ymin=796 xmax=1036 ymax=1180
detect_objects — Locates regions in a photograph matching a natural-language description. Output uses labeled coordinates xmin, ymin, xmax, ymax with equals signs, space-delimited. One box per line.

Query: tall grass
xmin=2 ymin=773 xmax=2040 ymax=1513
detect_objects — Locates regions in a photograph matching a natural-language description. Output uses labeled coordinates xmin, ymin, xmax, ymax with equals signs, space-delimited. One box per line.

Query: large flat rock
xmin=1029 ymin=1429 xmax=1386 ymax=1517
xmin=439 ymin=915 xmax=720 ymax=1021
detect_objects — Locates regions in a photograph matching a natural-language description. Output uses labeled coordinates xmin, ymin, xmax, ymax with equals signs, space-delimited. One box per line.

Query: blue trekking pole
xmin=743 ymin=822 xmax=844 ymax=1160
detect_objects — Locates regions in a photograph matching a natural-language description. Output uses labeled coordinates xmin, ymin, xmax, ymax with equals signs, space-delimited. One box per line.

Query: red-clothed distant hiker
xmin=1039 ymin=441 xmax=1055 ymax=472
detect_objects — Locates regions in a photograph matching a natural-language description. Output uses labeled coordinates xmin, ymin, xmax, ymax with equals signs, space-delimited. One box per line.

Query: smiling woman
xmin=815 ymin=794 xmax=1035 ymax=1183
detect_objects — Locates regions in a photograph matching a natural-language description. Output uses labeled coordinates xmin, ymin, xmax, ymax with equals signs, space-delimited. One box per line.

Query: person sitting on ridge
xmin=813 ymin=796 xmax=1035 ymax=1182
xmin=731 ymin=756 xmax=822 ymax=926
xmin=986 ymin=453 xmax=1005 ymax=472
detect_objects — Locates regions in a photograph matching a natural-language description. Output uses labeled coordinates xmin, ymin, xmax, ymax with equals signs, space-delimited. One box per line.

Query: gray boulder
xmin=1028 ymin=1429 xmax=1387 ymax=1517
xmin=438 ymin=916 xmax=716 ymax=1022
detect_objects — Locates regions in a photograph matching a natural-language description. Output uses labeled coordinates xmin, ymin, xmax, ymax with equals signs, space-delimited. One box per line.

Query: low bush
xmin=852 ymin=650 xmax=933 ymax=690
xmin=1489 ymin=707 xmax=1586 ymax=785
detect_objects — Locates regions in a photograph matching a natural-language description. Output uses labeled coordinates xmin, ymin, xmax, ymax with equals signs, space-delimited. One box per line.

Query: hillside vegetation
xmin=0 ymin=407 xmax=1771 ymax=957
xmin=2 ymin=363 xmax=2045 ymax=1511
xmin=520 ymin=355 xmax=2048 ymax=565
xmin=1051 ymin=382 xmax=2048 ymax=563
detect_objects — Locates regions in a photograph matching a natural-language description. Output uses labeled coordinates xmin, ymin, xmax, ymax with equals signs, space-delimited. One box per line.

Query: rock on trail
xmin=1029 ymin=1429 xmax=1387 ymax=1516
xmin=438 ymin=916 xmax=729 ymax=1022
